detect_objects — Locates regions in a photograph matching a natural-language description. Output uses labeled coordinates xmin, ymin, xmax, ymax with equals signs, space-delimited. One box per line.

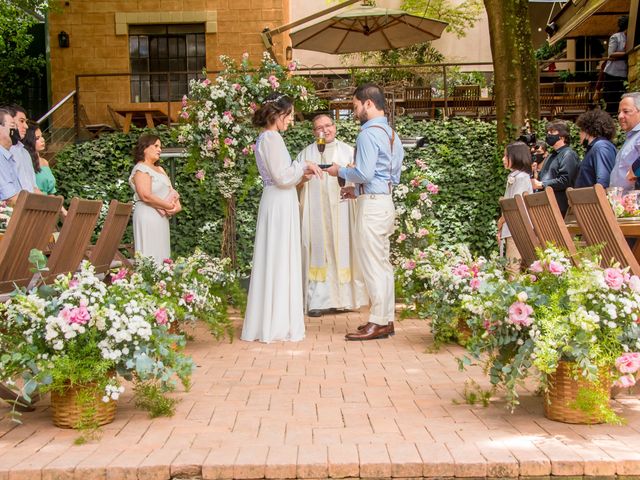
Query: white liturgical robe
xmin=296 ymin=139 xmax=368 ymax=312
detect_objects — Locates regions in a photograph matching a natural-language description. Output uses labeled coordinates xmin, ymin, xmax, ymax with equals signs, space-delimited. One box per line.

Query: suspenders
xmin=353 ymin=124 xmax=395 ymax=196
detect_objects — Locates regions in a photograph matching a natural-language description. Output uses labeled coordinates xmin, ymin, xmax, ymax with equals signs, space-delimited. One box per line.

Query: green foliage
xmin=401 ymin=0 xmax=483 ymax=39
xmin=396 ymin=117 xmax=504 ymax=255
xmin=0 ymin=1 xmax=46 ymax=104
xmin=133 ymin=380 xmax=179 ymax=418
xmin=457 ymin=379 xmax=494 ymax=407
xmin=534 ymin=40 xmax=566 ymax=61
xmin=53 ymin=117 xmax=505 ymax=267
xmin=570 ymin=385 xmax=623 ymax=425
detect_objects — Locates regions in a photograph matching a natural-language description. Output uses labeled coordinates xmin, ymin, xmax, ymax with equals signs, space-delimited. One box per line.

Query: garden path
xmin=1 ymin=308 xmax=640 ymax=479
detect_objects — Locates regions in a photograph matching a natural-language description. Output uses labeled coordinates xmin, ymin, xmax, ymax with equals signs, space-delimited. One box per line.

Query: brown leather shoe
xmin=357 ymin=321 xmax=394 ymax=336
xmin=345 ymin=322 xmax=392 ymax=341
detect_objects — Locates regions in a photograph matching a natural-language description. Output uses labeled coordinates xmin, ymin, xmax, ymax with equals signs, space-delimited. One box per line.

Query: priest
xmin=296 ymin=114 xmax=368 ymax=317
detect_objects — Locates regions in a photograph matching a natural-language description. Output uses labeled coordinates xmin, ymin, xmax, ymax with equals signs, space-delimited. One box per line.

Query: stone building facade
xmin=48 ymin=0 xmax=290 ymax=126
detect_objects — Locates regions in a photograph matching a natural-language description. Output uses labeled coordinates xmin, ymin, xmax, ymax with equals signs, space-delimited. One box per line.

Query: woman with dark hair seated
xmin=240 ymin=92 xmax=323 ymax=343
xmin=128 ymin=134 xmax=181 ymax=265
xmin=574 ymin=109 xmax=617 ymax=188
xmin=23 ymin=123 xmax=57 ymax=195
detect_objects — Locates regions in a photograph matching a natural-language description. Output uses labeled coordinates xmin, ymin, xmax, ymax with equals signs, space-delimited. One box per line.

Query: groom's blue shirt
xmin=339 ymin=116 xmax=403 ymax=195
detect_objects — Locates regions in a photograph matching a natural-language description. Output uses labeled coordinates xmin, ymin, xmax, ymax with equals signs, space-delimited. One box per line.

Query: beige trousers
xmin=355 ymin=194 xmax=396 ymax=326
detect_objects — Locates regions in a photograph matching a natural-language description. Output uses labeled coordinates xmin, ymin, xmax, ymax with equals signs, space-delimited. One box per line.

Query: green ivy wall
xmin=53 ymin=118 xmax=510 ymax=269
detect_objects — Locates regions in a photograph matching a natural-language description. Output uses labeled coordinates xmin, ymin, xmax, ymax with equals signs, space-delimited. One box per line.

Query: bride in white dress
xmin=241 ymin=93 xmax=323 ymax=343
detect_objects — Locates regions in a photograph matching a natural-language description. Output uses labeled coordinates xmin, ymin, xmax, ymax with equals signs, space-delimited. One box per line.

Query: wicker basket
xmin=50 ymin=384 xmax=117 ymax=429
xmin=544 ymin=360 xmax=610 ymax=424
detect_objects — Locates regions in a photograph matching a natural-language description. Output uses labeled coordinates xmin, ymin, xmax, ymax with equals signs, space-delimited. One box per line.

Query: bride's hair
xmin=252 ymin=93 xmax=293 ymax=127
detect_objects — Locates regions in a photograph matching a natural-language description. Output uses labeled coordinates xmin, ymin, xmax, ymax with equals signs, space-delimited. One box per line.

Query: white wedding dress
xmin=241 ymin=130 xmax=306 ymax=343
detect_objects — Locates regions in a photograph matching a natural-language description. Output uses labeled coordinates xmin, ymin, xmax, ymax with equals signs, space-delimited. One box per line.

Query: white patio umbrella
xmin=289 ymin=5 xmax=448 ymax=54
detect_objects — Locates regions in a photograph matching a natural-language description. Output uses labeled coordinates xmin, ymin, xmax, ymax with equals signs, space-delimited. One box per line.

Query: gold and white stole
xmin=299 ymin=140 xmax=353 ymax=284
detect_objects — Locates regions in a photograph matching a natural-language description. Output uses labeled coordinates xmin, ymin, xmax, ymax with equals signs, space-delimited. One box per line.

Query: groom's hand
xmin=325 ymin=163 xmax=340 ymax=177
xmin=340 ymin=186 xmax=356 ymax=200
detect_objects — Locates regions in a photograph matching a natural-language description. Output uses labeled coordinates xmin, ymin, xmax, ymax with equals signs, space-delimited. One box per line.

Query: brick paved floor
xmin=1 ymin=308 xmax=640 ymax=479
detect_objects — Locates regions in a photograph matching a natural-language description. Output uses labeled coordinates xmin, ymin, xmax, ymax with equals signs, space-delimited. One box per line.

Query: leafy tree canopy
xmin=0 ymin=0 xmax=48 ymax=104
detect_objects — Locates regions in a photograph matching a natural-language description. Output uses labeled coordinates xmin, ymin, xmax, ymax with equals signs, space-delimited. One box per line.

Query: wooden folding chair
xmin=78 ymin=104 xmax=116 ymax=138
xmin=566 ymin=185 xmax=640 ymax=275
xmin=0 ymin=192 xmax=64 ymax=294
xmin=523 ymin=187 xmax=578 ymax=260
xmin=500 ymin=195 xmax=541 ymax=269
xmin=449 ymin=85 xmax=480 ymax=118
xmin=539 ymin=83 xmax=557 ymax=118
xmin=42 ymin=198 xmax=103 ymax=281
xmin=404 ymin=86 xmax=432 ymax=120
xmin=88 ymin=200 xmax=133 ymax=275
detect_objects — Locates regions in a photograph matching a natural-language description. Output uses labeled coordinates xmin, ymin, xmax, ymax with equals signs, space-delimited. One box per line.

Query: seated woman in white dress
xmin=129 ymin=134 xmax=181 ymax=265
xmin=241 ymin=93 xmax=323 ymax=343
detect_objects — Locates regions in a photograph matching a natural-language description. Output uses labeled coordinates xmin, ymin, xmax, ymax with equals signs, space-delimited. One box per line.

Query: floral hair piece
xmin=263 ymin=94 xmax=285 ymax=105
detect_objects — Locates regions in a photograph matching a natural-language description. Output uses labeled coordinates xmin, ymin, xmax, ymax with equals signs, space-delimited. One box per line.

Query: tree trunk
xmin=221 ymin=195 xmax=237 ymax=267
xmin=483 ymin=0 xmax=539 ymax=144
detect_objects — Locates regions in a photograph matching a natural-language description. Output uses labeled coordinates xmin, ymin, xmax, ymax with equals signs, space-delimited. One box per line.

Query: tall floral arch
xmin=179 ymin=53 xmax=323 ymax=264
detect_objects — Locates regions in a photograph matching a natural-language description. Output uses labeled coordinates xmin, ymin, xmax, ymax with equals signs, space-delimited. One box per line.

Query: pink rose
xmin=242 ymin=52 xmax=249 ymax=60
xmin=629 ymin=275 xmax=640 ymax=293
xmin=547 ymin=260 xmax=565 ymax=276
xmin=416 ymin=228 xmax=429 ymax=238
xmin=69 ymin=279 xmax=80 ymax=288
xmin=604 ymin=267 xmax=625 ymax=290
xmin=111 ymin=268 xmax=128 ymax=282
xmin=250 ymin=102 xmax=258 ymax=112
xmin=410 ymin=178 xmax=419 ymax=187
xmin=154 ymin=308 xmax=168 ymax=325
xmin=415 ymin=159 xmax=426 ymax=169
xmin=180 ymin=111 xmax=189 ymax=119
xmin=614 ymin=374 xmax=637 ymax=388
xmin=202 ymin=78 xmax=211 ymax=86
xmin=615 ymin=352 xmax=640 ymax=374
xmin=452 ymin=264 xmax=471 ymax=278
xmin=64 ymin=301 xmax=90 ymax=325
xmin=529 ymin=274 xmax=538 ymax=282
xmin=163 ymin=258 xmax=174 ymax=265
xmin=529 ymin=260 xmax=543 ymax=273
xmin=396 ymin=233 xmax=406 ymax=243
xmin=470 ymin=277 xmax=481 ymax=290
xmin=420 ymin=192 xmax=428 ymax=201
xmin=288 ymin=61 xmax=297 ymax=71
xmin=181 ymin=95 xmax=188 ymax=107
xmin=427 ymin=183 xmax=439 ymax=194
xmin=507 ymin=301 xmax=534 ymax=326
xmin=224 ymin=137 xmax=233 ymax=146
xmin=403 ymin=260 xmax=416 ymax=270
xmin=418 ymin=251 xmax=427 ymax=259
xmin=242 ymin=147 xmax=250 ymax=155
xmin=195 ymin=169 xmax=205 ymax=181
xmin=183 ymin=292 xmax=195 ymax=304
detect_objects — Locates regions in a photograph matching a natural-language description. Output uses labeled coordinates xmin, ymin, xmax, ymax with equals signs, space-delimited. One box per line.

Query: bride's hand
xmin=304 ymin=161 xmax=323 ymax=178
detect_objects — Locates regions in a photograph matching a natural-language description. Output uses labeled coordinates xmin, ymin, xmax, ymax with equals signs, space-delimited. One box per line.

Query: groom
xmin=326 ymin=83 xmax=403 ymax=340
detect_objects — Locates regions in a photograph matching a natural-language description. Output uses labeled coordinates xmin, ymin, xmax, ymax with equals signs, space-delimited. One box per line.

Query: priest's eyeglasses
xmin=313 ymin=123 xmax=335 ymax=131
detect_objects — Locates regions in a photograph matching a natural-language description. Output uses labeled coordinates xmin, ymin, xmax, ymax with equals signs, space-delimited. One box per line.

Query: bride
xmin=241 ymin=93 xmax=323 ymax=343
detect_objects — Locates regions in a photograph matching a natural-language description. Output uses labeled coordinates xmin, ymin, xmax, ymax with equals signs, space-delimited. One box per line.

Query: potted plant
xmin=133 ymin=249 xmax=241 ymax=339
xmin=400 ymin=243 xmax=490 ymax=347
xmin=462 ymin=246 xmax=640 ymax=424
xmin=0 ymin=261 xmax=193 ymax=430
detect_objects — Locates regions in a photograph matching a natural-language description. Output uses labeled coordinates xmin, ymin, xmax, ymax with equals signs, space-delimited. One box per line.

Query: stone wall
xmin=48 ymin=0 xmax=290 ymax=126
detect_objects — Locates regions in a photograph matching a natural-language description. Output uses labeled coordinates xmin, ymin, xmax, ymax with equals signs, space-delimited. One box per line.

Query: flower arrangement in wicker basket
xmin=51 ymin=384 xmax=118 ymax=429
xmin=461 ymin=246 xmax=640 ymax=423
xmin=544 ymin=360 xmax=611 ymax=424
